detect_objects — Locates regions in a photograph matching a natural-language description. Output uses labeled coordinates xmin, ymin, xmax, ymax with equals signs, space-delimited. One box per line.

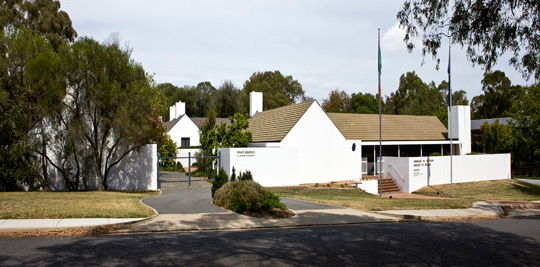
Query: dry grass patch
xmin=268 ymin=179 xmax=540 ymax=211
xmin=0 ymin=191 xmax=159 ymax=219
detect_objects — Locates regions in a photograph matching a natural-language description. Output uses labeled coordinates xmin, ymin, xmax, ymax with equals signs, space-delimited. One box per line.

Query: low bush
xmin=213 ymin=180 xmax=287 ymax=214
xmin=211 ymin=167 xmax=229 ymax=197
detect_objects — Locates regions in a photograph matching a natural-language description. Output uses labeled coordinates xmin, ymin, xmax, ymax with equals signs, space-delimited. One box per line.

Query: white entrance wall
xmin=384 ymin=154 xmax=511 ymax=193
xmin=107 ymin=144 xmax=158 ymax=190
xmin=168 ymin=116 xmax=200 ymax=147
xmin=218 ymin=102 xmax=363 ymax=186
xmin=449 ymin=105 xmax=472 ymax=155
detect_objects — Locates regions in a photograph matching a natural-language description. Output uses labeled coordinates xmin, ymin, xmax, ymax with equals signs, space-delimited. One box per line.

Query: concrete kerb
xmin=0 ymin=189 xmax=163 ymax=234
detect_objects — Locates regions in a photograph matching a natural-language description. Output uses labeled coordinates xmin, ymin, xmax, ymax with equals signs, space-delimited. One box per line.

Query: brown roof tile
xmin=327 ymin=113 xmax=448 ymax=141
xmin=249 ymin=101 xmax=315 ymax=142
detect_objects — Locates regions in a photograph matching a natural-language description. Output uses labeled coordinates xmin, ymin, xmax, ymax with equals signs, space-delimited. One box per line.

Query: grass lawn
xmin=268 ymin=179 xmax=540 ymax=211
xmin=0 ymin=191 xmax=159 ymax=219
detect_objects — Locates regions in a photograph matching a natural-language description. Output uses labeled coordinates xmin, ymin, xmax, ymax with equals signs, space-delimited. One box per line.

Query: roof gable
xmin=327 ymin=113 xmax=448 ymax=141
xmin=163 ymin=115 xmax=185 ymax=132
xmin=249 ymin=101 xmax=315 ymax=142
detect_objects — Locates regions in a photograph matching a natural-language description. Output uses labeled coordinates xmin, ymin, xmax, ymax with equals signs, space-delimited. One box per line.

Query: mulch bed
xmin=242 ymin=208 xmax=295 ymax=219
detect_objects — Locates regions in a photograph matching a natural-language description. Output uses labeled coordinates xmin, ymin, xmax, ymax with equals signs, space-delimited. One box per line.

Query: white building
xmin=165 ymin=101 xmax=200 ymax=148
xmin=218 ymin=92 xmax=510 ymax=194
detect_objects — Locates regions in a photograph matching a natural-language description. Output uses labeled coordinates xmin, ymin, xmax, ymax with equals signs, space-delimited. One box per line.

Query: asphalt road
xmin=0 ymin=217 xmax=538 ymax=266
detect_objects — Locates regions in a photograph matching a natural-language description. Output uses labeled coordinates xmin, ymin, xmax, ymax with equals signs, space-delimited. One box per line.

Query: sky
xmin=60 ymin=0 xmax=531 ymax=102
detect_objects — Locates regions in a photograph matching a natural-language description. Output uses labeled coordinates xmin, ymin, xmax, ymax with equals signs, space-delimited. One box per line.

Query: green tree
xmin=158 ymin=134 xmax=178 ymax=167
xmin=471 ymin=71 xmax=522 ymax=119
xmin=511 ymin=84 xmax=540 ymax=162
xmin=198 ymin=108 xmax=218 ymax=173
xmin=241 ymin=71 xmax=305 ymax=112
xmin=383 ymin=71 xmax=444 ymax=115
xmin=350 ymin=92 xmax=378 ymax=114
xmin=478 ymin=120 xmax=514 ymax=154
xmin=216 ymin=113 xmax=253 ymax=148
xmin=0 ymin=28 xmax=67 ymax=191
xmin=321 ymin=89 xmax=350 ymax=113
xmin=1 ymin=0 xmax=77 ymax=50
xmin=53 ymin=37 xmax=164 ymax=190
xmin=213 ymin=80 xmax=240 ymax=117
xmin=397 ymin=0 xmax=540 ymax=80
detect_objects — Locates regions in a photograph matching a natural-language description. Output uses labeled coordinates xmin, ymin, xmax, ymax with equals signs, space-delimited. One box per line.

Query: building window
xmin=181 ymin=138 xmax=190 ymax=147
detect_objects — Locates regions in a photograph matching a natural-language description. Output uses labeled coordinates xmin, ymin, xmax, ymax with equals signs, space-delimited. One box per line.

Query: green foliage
xmin=383 ymin=72 xmax=444 ymax=116
xmin=397 ymin=0 xmax=540 ymax=80
xmin=322 ymin=89 xmax=350 ymax=113
xmin=157 ymin=81 xmax=216 ymax=120
xmin=238 ymin=170 xmax=253 ymax=181
xmin=0 ymin=28 xmax=66 ymax=190
xmin=211 ymin=167 xmax=229 ymax=197
xmin=0 ymin=0 xmax=77 ymax=50
xmin=350 ymin=92 xmax=379 ymax=114
xmin=241 ymin=71 xmax=305 ymax=111
xmin=478 ymin=120 xmax=514 ymax=154
xmin=433 ymin=107 xmax=448 ymax=128
xmin=471 ymin=71 xmax=522 ymax=119
xmin=429 ymin=152 xmax=442 ymax=157
xmin=510 ymin=84 xmax=540 ymax=162
xmin=230 ymin=167 xmax=236 ymax=182
xmin=213 ymin=80 xmax=241 ymax=118
xmin=158 ymin=134 xmax=178 ymax=167
xmin=198 ymin=108 xmax=218 ymax=173
xmin=213 ymin=180 xmax=287 ymax=214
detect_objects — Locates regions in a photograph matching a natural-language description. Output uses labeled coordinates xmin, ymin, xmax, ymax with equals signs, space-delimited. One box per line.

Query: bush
xmin=230 ymin=167 xmax=236 ymax=181
xmin=238 ymin=170 xmax=253 ymax=181
xmin=211 ymin=167 xmax=229 ymax=197
xmin=213 ymin=180 xmax=287 ymax=213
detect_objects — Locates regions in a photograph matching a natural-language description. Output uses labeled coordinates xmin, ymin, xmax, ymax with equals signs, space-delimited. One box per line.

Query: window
xmin=181 ymin=138 xmax=190 ymax=147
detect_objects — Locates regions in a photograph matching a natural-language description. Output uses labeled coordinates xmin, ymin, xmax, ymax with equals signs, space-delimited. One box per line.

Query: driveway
xmin=122 ymin=187 xmax=404 ymax=233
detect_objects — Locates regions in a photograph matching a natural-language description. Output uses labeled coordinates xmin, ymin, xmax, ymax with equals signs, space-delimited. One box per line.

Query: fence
xmin=158 ymin=151 xmax=221 ymax=188
xmin=512 ymin=162 xmax=540 ymax=177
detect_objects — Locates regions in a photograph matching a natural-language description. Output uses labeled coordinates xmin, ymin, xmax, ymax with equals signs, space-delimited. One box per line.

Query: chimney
xmin=249 ymin=91 xmax=263 ymax=117
xmin=169 ymin=101 xmax=186 ymax=121
xmin=448 ymin=105 xmax=471 ymax=155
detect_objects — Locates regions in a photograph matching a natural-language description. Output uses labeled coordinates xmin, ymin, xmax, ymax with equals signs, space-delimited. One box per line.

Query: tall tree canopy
xmin=471 ymin=70 xmax=522 ymax=119
xmin=397 ymin=0 xmax=540 ymax=80
xmin=241 ymin=71 xmax=305 ymax=111
xmin=350 ymin=92 xmax=379 ymax=114
xmin=321 ymin=89 xmax=350 ymax=113
xmin=510 ymin=83 xmax=540 ymax=162
xmin=1 ymin=0 xmax=77 ymax=50
xmin=383 ymin=71 xmax=444 ymax=116
xmin=212 ymin=80 xmax=240 ymax=118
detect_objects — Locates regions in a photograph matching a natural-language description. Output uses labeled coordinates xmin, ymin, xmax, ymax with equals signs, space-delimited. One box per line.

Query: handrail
xmin=386 ymin=164 xmax=406 ymax=185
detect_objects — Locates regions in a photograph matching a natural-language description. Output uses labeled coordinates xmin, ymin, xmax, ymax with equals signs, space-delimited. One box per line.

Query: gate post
xmin=218 ymin=150 xmax=221 ymax=170
xmin=188 ymin=151 xmax=191 ymax=188
xmin=157 ymin=152 xmax=160 ymax=189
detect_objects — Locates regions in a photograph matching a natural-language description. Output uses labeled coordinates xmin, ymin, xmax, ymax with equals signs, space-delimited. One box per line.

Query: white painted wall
xmin=107 ymin=144 xmax=158 ymax=190
xmin=449 ymin=105 xmax=471 ymax=155
xmin=281 ymin=102 xmax=363 ymax=182
xmin=168 ymin=115 xmax=200 ymax=147
xmin=384 ymin=154 xmax=511 ymax=193
xmin=169 ymin=101 xmax=186 ymax=121
xmin=218 ymin=147 xmax=300 ymax=186
xmin=357 ymin=179 xmax=378 ymax=195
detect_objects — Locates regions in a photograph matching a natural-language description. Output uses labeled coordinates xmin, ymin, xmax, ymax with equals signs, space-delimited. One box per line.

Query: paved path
xmin=518 ymin=178 xmax=540 ymax=186
xmin=118 ymin=187 xmax=405 ymax=233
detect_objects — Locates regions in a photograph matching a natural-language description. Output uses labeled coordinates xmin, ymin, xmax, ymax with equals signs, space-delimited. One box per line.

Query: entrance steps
xmin=379 ymin=178 xmax=400 ymax=194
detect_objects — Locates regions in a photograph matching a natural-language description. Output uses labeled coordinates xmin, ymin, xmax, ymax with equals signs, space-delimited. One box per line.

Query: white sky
xmin=60 ymin=0 xmax=531 ymax=102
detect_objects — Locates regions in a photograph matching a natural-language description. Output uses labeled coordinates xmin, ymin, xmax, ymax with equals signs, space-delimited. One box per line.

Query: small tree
xmin=478 ymin=120 xmax=514 ymax=154
xmin=158 ymin=134 xmax=178 ymax=167
xmin=211 ymin=167 xmax=229 ymax=197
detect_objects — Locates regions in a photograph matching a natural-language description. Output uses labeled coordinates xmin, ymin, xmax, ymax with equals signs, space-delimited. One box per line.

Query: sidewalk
xmin=0 ymin=218 xmax=147 ymax=233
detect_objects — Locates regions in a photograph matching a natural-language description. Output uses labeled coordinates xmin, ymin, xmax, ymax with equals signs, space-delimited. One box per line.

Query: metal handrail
xmin=386 ymin=164 xmax=406 ymax=184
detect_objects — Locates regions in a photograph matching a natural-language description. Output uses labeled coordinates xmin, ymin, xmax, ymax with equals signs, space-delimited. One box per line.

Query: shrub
xmin=238 ymin=170 xmax=253 ymax=181
xmin=211 ymin=167 xmax=229 ymax=197
xmin=213 ymin=180 xmax=287 ymax=213
xmin=230 ymin=167 xmax=236 ymax=182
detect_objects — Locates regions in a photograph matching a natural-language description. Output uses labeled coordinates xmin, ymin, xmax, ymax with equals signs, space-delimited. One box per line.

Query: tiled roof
xmin=249 ymin=101 xmax=315 ymax=142
xmin=327 ymin=113 xmax=448 ymax=141
xmin=163 ymin=115 xmax=185 ymax=132
xmin=190 ymin=117 xmax=231 ymax=129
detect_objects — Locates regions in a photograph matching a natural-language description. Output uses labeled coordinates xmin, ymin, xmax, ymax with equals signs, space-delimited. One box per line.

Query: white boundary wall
xmin=106 ymin=144 xmax=158 ymax=191
xmin=384 ymin=154 xmax=511 ymax=193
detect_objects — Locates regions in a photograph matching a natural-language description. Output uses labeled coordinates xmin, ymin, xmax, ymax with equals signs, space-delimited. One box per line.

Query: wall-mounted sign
xmin=237 ymin=150 xmax=256 ymax=158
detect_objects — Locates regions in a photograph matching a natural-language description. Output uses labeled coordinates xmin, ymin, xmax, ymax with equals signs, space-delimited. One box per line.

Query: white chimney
xmin=449 ymin=105 xmax=471 ymax=155
xmin=169 ymin=101 xmax=186 ymax=121
xmin=249 ymin=91 xmax=263 ymax=117
xmin=175 ymin=101 xmax=186 ymax=117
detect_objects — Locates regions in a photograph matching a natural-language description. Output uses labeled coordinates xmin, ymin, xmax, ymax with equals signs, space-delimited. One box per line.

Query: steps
xmin=378 ymin=178 xmax=400 ymax=194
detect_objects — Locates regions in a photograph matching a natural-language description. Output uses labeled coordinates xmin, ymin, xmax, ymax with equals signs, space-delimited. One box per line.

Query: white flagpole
xmin=378 ymin=29 xmax=382 ymax=197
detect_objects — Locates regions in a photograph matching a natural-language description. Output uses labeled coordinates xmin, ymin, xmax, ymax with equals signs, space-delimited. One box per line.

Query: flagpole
xmin=378 ymin=29 xmax=382 ymax=197
xmin=448 ymin=38 xmax=453 ymax=197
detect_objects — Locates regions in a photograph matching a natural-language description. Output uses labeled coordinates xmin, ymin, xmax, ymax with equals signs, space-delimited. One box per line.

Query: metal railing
xmin=386 ymin=164 xmax=406 ymax=188
xmin=157 ymin=151 xmax=221 ymax=188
